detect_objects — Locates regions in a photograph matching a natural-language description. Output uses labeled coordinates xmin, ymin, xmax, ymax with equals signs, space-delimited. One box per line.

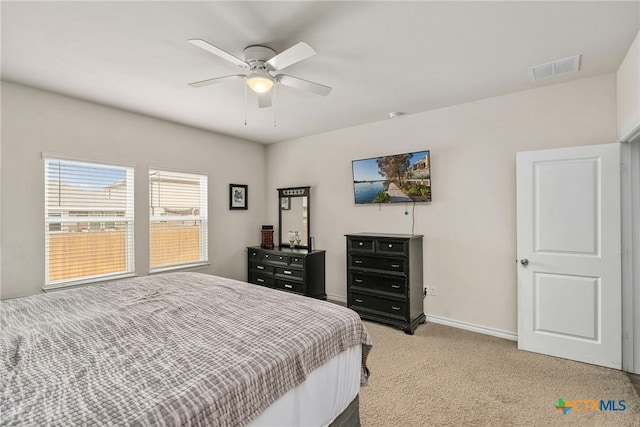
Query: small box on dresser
xmin=345 ymin=233 xmax=425 ymax=334
xmin=247 ymin=246 xmax=326 ymax=299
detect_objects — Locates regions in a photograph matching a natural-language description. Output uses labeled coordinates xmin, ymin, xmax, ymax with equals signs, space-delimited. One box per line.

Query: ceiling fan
xmin=188 ymin=39 xmax=332 ymax=108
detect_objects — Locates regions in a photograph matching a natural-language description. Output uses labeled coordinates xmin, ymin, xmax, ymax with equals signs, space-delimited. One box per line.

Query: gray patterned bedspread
xmin=0 ymin=272 xmax=372 ymax=426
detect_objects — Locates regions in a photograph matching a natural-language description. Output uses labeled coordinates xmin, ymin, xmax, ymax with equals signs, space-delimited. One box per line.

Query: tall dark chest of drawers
xmin=346 ymin=233 xmax=425 ymax=334
xmin=247 ymin=246 xmax=326 ymax=299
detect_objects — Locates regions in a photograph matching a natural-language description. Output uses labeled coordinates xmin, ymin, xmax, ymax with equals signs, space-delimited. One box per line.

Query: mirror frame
xmin=278 ymin=186 xmax=310 ymax=249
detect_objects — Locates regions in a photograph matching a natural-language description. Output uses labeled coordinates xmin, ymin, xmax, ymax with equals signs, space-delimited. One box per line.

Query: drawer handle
xmin=279 ymin=256 xmax=284 ymax=260
xmin=265 ymin=254 xmax=270 ymax=258
xmin=358 ymin=242 xmax=363 ymax=246
xmin=391 ymin=306 xmax=401 ymax=311
xmin=283 ymin=270 xmax=292 ymax=275
xmin=391 ymin=284 xmax=400 ymax=289
xmin=355 ymin=260 xmax=363 ymax=264
xmin=257 ymin=278 xmax=264 ymax=283
xmin=293 ymin=258 xmax=299 ymax=262
xmin=257 ymin=265 xmax=264 ymax=270
xmin=284 ymin=284 xmax=293 ymax=289
xmin=355 ymin=298 xmax=364 ymax=303
xmin=389 ymin=244 xmax=393 ymax=248
xmin=391 ymin=264 xmax=400 ymax=268
xmin=355 ymin=279 xmax=363 ymax=283
xmin=251 ymin=252 xmax=257 ymax=256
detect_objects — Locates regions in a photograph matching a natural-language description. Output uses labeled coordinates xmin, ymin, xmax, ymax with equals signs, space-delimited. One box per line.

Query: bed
xmin=0 ymin=272 xmax=372 ymax=426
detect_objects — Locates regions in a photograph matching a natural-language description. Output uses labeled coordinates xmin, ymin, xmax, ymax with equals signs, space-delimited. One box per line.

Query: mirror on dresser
xmin=278 ymin=186 xmax=310 ymax=249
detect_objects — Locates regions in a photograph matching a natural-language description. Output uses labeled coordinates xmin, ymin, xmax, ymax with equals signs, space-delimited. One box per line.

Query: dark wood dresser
xmin=247 ymin=246 xmax=326 ymax=299
xmin=345 ymin=233 xmax=425 ymax=334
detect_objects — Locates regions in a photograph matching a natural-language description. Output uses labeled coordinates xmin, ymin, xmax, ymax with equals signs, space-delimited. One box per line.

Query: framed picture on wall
xmin=229 ymin=184 xmax=248 ymax=210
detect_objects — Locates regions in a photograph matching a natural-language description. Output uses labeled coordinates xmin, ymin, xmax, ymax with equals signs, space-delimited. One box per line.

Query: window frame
xmin=43 ymin=153 xmax=135 ymax=290
xmin=148 ymin=168 xmax=209 ymax=273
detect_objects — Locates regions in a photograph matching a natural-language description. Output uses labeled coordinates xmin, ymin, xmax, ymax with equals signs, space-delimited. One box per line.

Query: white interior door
xmin=517 ymin=143 xmax=621 ymax=369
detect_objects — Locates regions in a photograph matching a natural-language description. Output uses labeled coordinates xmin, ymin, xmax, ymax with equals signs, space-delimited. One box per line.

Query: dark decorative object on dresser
xmin=260 ymin=225 xmax=274 ymax=249
xmin=248 ymin=246 xmax=326 ymax=299
xmin=346 ymin=233 xmax=425 ymax=334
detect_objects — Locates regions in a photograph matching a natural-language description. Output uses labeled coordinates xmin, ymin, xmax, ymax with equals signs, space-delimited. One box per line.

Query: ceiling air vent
xmin=528 ymin=55 xmax=581 ymax=81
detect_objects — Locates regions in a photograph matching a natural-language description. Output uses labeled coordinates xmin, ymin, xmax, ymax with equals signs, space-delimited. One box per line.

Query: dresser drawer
xmin=350 ymin=255 xmax=405 ymax=273
xmin=350 ymin=292 xmax=407 ymax=318
xmin=349 ymin=272 xmax=406 ymax=296
xmin=263 ymin=252 xmax=289 ymax=265
xmin=276 ymin=279 xmax=304 ymax=294
xmin=375 ymin=239 xmax=408 ymax=255
xmin=248 ymin=249 xmax=262 ymax=260
xmin=290 ymin=256 xmax=304 ymax=268
xmin=248 ymin=272 xmax=275 ymax=288
xmin=347 ymin=237 xmax=375 ymax=253
xmin=275 ymin=266 xmax=304 ymax=280
xmin=250 ymin=263 xmax=274 ymax=274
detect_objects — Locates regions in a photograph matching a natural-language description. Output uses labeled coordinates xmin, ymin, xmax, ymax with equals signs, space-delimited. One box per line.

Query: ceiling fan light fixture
xmin=246 ymin=69 xmax=274 ymax=93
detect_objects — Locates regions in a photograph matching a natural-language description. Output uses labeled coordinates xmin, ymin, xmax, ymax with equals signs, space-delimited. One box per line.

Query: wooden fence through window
xmin=48 ymin=224 xmax=201 ymax=282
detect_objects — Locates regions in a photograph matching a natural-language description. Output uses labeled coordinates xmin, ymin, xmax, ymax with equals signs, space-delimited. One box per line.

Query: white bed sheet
xmin=248 ymin=344 xmax=362 ymax=427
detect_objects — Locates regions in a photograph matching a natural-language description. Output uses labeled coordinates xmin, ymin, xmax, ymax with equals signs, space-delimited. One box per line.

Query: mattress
xmin=0 ymin=272 xmax=372 ymax=426
xmin=249 ymin=344 xmax=362 ymax=427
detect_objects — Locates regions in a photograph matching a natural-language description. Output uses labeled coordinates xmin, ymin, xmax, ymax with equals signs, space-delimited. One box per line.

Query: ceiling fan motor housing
xmin=243 ymin=45 xmax=277 ymax=69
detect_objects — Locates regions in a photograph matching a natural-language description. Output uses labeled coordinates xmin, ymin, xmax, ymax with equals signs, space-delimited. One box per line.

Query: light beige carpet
xmin=359 ymin=321 xmax=640 ymax=426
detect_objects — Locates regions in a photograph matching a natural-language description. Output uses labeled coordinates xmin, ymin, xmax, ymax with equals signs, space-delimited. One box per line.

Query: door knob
xmin=520 ymin=259 xmax=529 ymax=266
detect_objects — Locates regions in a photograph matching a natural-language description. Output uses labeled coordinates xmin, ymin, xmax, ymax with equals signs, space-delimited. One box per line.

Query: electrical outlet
xmin=430 ymin=286 xmax=437 ymax=296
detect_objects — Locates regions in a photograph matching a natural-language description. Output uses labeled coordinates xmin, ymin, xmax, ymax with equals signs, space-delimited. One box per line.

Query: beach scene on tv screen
xmin=352 ymin=150 xmax=431 ymax=204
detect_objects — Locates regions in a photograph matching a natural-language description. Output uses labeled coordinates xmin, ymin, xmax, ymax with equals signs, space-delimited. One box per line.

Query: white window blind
xmin=44 ymin=157 xmax=134 ymax=288
xmin=149 ymin=169 xmax=208 ymax=271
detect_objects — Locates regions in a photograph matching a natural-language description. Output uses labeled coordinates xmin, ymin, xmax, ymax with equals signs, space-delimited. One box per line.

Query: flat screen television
xmin=352 ymin=150 xmax=431 ymax=204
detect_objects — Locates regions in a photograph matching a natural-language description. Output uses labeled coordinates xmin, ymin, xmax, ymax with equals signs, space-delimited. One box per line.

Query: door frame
xmin=621 ymin=128 xmax=640 ymax=374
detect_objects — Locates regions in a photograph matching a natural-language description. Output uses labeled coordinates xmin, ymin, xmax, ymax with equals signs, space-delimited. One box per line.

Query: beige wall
xmin=617 ymin=30 xmax=640 ymax=141
xmin=1 ymin=81 xmax=267 ymax=299
xmin=266 ymin=73 xmax=617 ymax=335
xmin=0 ymin=74 xmax=619 ymax=334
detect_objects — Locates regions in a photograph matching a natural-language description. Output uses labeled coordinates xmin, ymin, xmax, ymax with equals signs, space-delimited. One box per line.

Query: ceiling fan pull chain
xmin=244 ymin=79 xmax=248 ymax=126
xmin=273 ymin=87 xmax=277 ymax=127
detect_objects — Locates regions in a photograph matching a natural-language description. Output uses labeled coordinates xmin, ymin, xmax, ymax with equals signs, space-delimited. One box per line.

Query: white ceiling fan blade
xmin=276 ymin=74 xmax=332 ymax=96
xmin=266 ymin=42 xmax=316 ymax=71
xmin=188 ymin=74 xmax=245 ymax=88
xmin=188 ymin=39 xmax=249 ymax=68
xmin=257 ymin=91 xmax=272 ymax=108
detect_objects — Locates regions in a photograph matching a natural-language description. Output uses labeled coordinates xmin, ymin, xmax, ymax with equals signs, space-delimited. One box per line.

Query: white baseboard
xmin=327 ymin=293 xmax=346 ymax=304
xmin=329 ymin=295 xmax=518 ymax=341
xmin=426 ymin=314 xmax=518 ymax=341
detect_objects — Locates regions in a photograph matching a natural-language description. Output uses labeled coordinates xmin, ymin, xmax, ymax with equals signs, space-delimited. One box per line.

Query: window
xmin=44 ymin=157 xmax=134 ymax=288
xmin=149 ymin=169 xmax=208 ymax=271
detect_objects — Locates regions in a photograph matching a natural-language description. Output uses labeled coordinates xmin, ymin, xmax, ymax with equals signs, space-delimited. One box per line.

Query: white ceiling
xmin=2 ymin=1 xmax=638 ymax=144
